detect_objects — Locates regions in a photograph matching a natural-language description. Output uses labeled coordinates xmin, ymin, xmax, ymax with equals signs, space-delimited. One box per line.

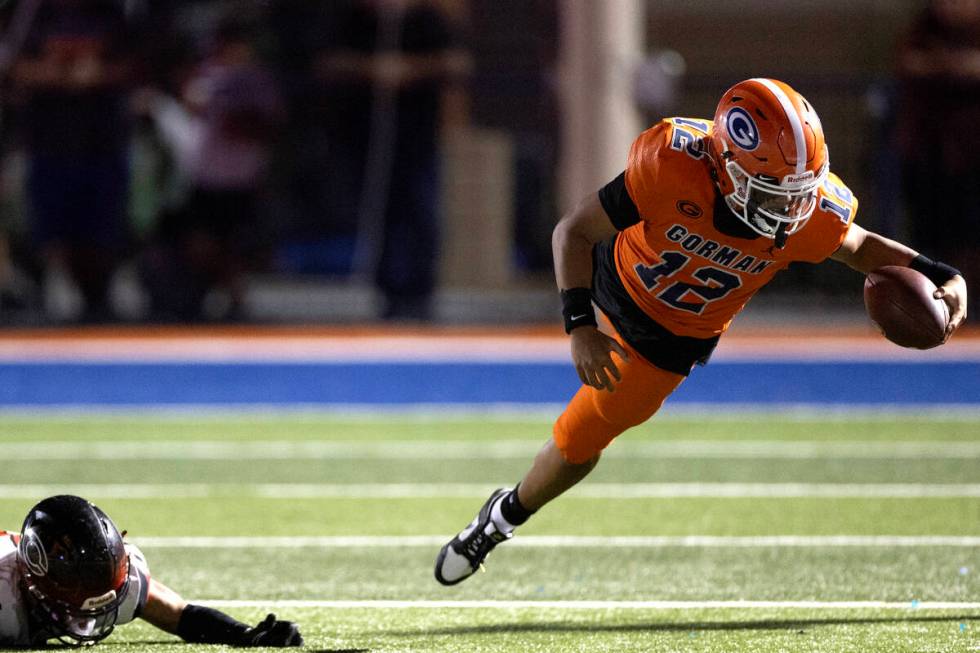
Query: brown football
xmin=864 ymin=266 xmax=949 ymax=349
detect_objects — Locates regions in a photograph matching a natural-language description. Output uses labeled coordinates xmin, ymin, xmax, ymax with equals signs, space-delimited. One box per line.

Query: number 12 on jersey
xmin=634 ymin=251 xmax=742 ymax=314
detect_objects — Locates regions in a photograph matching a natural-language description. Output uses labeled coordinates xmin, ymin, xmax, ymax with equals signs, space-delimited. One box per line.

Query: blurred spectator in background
xmin=896 ymin=0 xmax=980 ymax=321
xmin=0 ymin=0 xmax=41 ymax=319
xmin=136 ymin=14 xmax=284 ymax=322
xmin=316 ymin=0 xmax=470 ymax=321
xmin=10 ymin=0 xmax=136 ymax=322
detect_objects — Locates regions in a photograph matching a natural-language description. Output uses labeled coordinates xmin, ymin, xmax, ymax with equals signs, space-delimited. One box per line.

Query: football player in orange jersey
xmin=434 ymin=78 xmax=968 ymax=586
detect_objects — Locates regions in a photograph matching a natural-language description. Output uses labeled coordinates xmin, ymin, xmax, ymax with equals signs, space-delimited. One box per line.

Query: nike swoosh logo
xmin=570 ymin=314 xmax=588 ymax=321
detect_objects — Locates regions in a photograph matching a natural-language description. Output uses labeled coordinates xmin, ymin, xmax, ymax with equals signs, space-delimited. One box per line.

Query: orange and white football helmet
xmin=708 ymin=78 xmax=829 ymax=245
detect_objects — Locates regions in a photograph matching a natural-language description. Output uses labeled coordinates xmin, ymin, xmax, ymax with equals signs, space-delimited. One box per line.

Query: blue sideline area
xmin=0 ymin=361 xmax=977 ymax=406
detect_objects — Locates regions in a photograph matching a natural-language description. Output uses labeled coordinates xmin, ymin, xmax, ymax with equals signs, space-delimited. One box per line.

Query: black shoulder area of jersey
xmin=598 ymin=172 xmax=641 ymax=231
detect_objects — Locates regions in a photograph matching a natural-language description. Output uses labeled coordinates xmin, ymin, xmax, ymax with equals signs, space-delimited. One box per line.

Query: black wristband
xmin=560 ymin=287 xmax=597 ymax=334
xmin=177 ymin=605 xmax=250 ymax=645
xmin=909 ymin=255 xmax=962 ymax=287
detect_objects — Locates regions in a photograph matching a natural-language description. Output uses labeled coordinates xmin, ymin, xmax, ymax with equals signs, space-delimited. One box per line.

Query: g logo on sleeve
xmin=726 ymin=107 xmax=759 ymax=151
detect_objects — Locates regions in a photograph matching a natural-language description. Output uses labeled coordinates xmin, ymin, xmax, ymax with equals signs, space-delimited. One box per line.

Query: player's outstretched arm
xmin=831 ymin=224 xmax=967 ymax=336
xmin=141 ymin=578 xmax=303 ymax=647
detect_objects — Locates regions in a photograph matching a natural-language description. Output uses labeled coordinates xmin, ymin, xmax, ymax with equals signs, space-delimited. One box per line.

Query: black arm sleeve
xmin=597 ymin=172 xmax=641 ymax=231
xmin=176 ymin=605 xmax=250 ymax=645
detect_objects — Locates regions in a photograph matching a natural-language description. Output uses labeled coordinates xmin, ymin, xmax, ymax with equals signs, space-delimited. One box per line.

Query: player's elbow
xmin=551 ymin=213 xmax=572 ymax=252
xmin=552 ymin=199 xmax=604 ymax=254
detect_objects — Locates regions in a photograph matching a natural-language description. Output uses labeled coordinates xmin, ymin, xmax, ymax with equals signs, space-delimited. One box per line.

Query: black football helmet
xmin=17 ymin=495 xmax=131 ymax=646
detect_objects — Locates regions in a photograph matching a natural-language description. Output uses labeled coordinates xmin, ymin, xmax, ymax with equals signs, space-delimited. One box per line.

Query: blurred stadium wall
xmin=0 ymin=0 xmax=927 ymax=326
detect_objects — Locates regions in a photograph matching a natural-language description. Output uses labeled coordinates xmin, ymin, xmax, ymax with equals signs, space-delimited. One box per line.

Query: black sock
xmin=499 ymin=484 xmax=535 ymax=526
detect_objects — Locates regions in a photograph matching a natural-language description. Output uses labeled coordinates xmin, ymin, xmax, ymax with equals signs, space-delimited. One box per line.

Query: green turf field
xmin=1 ymin=412 xmax=977 ymax=652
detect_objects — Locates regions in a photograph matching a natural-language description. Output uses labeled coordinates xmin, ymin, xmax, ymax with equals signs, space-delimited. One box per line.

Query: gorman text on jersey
xmin=662 ymin=224 xmax=774 ymax=274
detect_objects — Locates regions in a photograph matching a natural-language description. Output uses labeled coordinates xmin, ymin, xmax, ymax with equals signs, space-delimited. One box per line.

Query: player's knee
xmin=555 ymin=438 xmax=603 ymax=466
xmin=574 ymin=450 xmax=602 ymax=472
xmin=554 ymin=396 xmax=669 ymax=463
xmin=553 ymin=416 xmax=612 ymax=464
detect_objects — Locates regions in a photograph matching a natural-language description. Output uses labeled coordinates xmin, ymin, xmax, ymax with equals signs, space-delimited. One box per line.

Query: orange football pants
xmin=553 ymin=329 xmax=686 ymax=464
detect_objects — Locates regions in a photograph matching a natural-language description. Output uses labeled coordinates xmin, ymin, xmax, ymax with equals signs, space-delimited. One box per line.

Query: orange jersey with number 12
xmin=617 ymin=117 xmax=858 ymax=339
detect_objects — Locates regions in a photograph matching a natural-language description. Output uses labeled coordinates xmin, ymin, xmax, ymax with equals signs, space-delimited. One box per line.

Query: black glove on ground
xmin=178 ymin=605 xmax=303 ymax=647
xmin=244 ymin=614 xmax=304 ymax=647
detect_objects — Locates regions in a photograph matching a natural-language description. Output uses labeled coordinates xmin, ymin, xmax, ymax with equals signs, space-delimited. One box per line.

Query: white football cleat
xmin=434 ymin=488 xmax=512 ymax=586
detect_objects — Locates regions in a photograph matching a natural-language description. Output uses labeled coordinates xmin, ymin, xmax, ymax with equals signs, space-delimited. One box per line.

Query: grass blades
xmin=1 ymin=412 xmax=976 ymax=652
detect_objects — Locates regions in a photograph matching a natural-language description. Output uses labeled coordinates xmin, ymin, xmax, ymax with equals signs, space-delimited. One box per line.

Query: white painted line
xmin=1 ymin=483 xmax=978 ymax=500
xmin=0 ymin=484 xmax=220 ymax=499
xmin=2 ymin=403 xmax=980 ymax=417
xmin=0 ymin=336 xmax=572 ymax=363
xmin=565 ymin=483 xmax=980 ymax=499
xmin=251 ymin=483 xmax=980 ymax=499
xmin=0 ymin=403 xmax=568 ymax=418
xmin=196 ymin=599 xmax=980 ymax=610
xmin=0 ymin=440 xmax=975 ymax=460
xmin=132 ymin=535 xmax=980 ymax=548
xmin=1 ymin=333 xmax=978 ymax=361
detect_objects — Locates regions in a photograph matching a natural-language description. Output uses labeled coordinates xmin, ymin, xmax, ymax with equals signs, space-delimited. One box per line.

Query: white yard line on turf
xmin=3 ymin=404 xmax=980 ymax=419
xmin=252 ymin=483 xmax=980 ymax=499
xmin=2 ymin=403 xmax=980 ymax=418
xmin=195 ymin=599 xmax=980 ymax=610
xmin=132 ymin=535 xmax=980 ymax=548
xmin=1 ymin=483 xmax=979 ymax=499
xmin=0 ymin=440 xmax=977 ymax=459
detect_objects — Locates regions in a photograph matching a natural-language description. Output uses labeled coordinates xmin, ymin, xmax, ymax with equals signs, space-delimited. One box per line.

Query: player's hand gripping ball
xmin=864 ymin=266 xmax=949 ymax=349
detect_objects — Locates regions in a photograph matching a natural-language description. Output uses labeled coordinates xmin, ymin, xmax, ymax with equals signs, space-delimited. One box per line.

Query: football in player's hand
xmin=863 ymin=266 xmax=949 ymax=349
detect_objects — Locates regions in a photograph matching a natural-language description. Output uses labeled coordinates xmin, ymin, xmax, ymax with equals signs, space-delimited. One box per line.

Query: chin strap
xmin=773 ymin=222 xmax=789 ymax=249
